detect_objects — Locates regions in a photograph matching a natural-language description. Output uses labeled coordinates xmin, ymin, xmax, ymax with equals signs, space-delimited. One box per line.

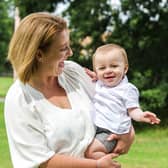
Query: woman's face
xmin=39 ymin=29 xmax=73 ymax=76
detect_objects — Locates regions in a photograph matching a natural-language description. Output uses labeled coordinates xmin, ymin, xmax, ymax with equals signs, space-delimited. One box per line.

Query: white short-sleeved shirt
xmin=94 ymin=76 xmax=140 ymax=134
xmin=4 ymin=61 xmax=96 ymax=168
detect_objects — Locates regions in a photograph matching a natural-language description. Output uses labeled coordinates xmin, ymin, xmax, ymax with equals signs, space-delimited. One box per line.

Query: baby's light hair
xmin=92 ymin=43 xmax=129 ymax=71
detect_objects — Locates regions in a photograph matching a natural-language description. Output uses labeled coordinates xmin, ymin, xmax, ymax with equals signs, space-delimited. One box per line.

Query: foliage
xmin=63 ymin=0 xmax=113 ymax=68
xmin=0 ymin=0 xmax=66 ymax=73
xmin=14 ymin=0 xmax=63 ymax=18
xmin=131 ymin=70 xmax=168 ymax=107
xmin=131 ymin=70 xmax=168 ymax=122
xmin=141 ymin=86 xmax=167 ymax=110
xmin=0 ymin=0 xmax=13 ymax=73
xmin=62 ymin=0 xmax=168 ymax=121
xmin=0 ymin=77 xmax=13 ymax=97
xmin=108 ymin=0 xmax=168 ymax=78
xmin=1 ymin=0 xmax=167 ymax=121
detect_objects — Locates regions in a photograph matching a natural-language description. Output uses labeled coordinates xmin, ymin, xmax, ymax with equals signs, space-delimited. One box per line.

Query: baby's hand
xmin=84 ymin=68 xmax=97 ymax=82
xmin=142 ymin=111 xmax=160 ymax=124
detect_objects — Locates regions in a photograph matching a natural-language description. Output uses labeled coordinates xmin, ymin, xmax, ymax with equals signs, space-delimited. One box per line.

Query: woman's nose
xmin=68 ymin=47 xmax=73 ymax=57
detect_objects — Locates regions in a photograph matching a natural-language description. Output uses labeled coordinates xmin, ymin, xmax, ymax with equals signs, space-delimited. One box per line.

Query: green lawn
xmin=0 ymin=103 xmax=13 ymax=168
xmin=0 ymin=77 xmax=168 ymax=168
xmin=118 ymin=127 xmax=168 ymax=168
xmin=0 ymin=77 xmax=13 ymax=97
xmin=1 ymin=101 xmax=168 ymax=168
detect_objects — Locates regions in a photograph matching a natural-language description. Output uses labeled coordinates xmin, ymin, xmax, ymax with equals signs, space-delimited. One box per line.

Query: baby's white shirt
xmin=93 ymin=76 xmax=140 ymax=134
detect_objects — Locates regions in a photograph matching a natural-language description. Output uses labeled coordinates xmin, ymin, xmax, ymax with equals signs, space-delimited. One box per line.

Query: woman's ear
xmin=36 ymin=49 xmax=43 ymax=62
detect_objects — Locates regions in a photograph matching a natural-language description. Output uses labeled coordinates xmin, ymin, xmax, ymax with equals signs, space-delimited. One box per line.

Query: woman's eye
xmin=60 ymin=46 xmax=69 ymax=51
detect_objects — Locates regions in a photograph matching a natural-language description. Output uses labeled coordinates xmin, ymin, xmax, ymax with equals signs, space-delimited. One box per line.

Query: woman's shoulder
xmin=5 ymin=80 xmax=23 ymax=100
xmin=61 ymin=60 xmax=95 ymax=97
xmin=62 ymin=60 xmax=86 ymax=81
xmin=5 ymin=80 xmax=39 ymax=123
xmin=5 ymin=80 xmax=31 ymax=107
xmin=64 ymin=60 xmax=83 ymax=72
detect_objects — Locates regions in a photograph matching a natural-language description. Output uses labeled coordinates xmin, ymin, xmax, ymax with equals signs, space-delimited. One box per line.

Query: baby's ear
xmin=124 ymin=64 xmax=128 ymax=74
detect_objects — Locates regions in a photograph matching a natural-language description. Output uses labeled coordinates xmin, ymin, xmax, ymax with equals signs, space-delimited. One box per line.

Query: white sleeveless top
xmin=5 ymin=61 xmax=95 ymax=168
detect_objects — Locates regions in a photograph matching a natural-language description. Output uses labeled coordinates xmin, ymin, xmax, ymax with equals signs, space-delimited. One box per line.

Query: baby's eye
xmin=98 ymin=67 xmax=105 ymax=70
xmin=110 ymin=64 xmax=118 ymax=68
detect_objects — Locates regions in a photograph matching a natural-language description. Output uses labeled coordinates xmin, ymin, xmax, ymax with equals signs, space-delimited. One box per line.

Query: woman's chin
xmin=59 ymin=62 xmax=65 ymax=68
xmin=57 ymin=67 xmax=64 ymax=75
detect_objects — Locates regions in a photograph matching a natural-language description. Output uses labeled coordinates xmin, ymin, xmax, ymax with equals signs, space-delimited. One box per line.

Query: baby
xmin=85 ymin=43 xmax=160 ymax=159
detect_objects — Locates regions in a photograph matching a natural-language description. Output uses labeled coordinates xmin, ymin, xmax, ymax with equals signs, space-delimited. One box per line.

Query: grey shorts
xmin=95 ymin=126 xmax=117 ymax=153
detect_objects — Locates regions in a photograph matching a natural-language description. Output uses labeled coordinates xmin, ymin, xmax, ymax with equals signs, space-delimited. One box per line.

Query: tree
xmin=0 ymin=0 xmax=13 ymax=74
xmin=107 ymin=0 xmax=168 ymax=77
xmin=63 ymin=0 xmax=113 ymax=68
xmin=6 ymin=0 xmax=168 ymax=122
xmin=106 ymin=0 xmax=168 ymax=119
xmin=62 ymin=0 xmax=168 ymax=122
xmin=14 ymin=0 xmax=65 ymax=18
xmin=13 ymin=0 xmax=113 ymax=68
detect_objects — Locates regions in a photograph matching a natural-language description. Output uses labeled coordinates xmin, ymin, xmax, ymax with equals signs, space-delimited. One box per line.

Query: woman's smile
xmin=58 ymin=61 xmax=65 ymax=68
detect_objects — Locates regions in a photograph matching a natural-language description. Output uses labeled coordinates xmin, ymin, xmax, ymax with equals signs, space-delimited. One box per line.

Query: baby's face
xmin=94 ymin=49 xmax=128 ymax=87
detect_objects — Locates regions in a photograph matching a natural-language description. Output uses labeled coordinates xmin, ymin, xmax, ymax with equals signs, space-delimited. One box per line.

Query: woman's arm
xmin=40 ymin=153 xmax=121 ymax=168
xmin=40 ymin=155 xmax=96 ymax=168
xmin=107 ymin=126 xmax=135 ymax=155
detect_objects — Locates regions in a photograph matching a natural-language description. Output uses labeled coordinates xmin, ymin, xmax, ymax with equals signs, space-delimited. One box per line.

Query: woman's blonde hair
xmin=92 ymin=43 xmax=129 ymax=71
xmin=8 ymin=12 xmax=67 ymax=83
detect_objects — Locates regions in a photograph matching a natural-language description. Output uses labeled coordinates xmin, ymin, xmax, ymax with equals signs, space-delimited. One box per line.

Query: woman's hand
xmin=97 ymin=153 xmax=121 ymax=168
xmin=107 ymin=126 xmax=135 ymax=155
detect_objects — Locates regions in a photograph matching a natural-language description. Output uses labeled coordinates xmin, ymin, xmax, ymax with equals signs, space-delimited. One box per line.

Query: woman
xmin=5 ymin=12 xmax=134 ymax=168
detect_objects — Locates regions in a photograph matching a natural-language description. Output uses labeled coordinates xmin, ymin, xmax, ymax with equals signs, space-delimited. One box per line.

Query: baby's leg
xmin=85 ymin=127 xmax=117 ymax=159
xmin=85 ymin=138 xmax=108 ymax=159
xmin=96 ymin=131 xmax=117 ymax=153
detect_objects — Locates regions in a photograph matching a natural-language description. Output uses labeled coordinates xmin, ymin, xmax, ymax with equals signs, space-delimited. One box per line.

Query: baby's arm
xmin=128 ymin=107 xmax=160 ymax=124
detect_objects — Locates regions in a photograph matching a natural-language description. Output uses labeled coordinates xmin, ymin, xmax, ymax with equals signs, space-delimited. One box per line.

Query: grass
xmin=0 ymin=77 xmax=13 ymax=97
xmin=1 ymin=101 xmax=168 ymax=168
xmin=0 ymin=76 xmax=168 ymax=167
xmin=0 ymin=103 xmax=13 ymax=168
xmin=117 ymin=127 xmax=168 ymax=168
xmin=0 ymin=76 xmax=13 ymax=168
